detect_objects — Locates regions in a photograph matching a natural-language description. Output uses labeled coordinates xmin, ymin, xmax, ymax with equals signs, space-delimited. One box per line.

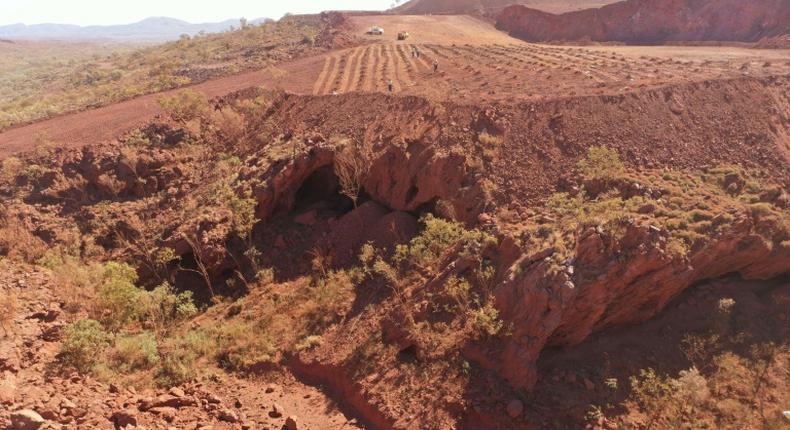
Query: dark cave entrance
xmin=292 ymin=165 xmax=358 ymax=214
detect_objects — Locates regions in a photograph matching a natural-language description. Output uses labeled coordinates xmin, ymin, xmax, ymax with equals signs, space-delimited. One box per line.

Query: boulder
xmin=10 ymin=409 xmax=45 ymax=430
xmin=285 ymin=415 xmax=299 ymax=430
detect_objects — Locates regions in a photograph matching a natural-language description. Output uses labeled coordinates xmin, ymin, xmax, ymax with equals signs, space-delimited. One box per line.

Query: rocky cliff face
xmin=497 ymin=0 xmax=790 ymax=44
xmin=495 ymin=204 xmax=790 ymax=388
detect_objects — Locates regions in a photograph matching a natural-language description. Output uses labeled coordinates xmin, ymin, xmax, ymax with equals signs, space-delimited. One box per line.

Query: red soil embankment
xmin=497 ymin=0 xmax=790 ymax=44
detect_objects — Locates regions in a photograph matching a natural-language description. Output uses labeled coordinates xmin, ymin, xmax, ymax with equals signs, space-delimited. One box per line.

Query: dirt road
xmin=1 ymin=13 xmax=789 ymax=159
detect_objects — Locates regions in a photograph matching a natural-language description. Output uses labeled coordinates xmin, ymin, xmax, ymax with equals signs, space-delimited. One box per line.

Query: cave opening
xmin=292 ymin=165 xmax=358 ymax=214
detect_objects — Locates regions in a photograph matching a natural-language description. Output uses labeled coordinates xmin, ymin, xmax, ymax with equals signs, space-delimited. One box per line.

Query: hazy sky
xmin=0 ymin=0 xmax=397 ymax=26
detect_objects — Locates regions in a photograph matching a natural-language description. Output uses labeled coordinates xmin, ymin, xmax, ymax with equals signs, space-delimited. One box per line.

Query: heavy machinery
xmin=397 ymin=31 xmax=410 ymax=41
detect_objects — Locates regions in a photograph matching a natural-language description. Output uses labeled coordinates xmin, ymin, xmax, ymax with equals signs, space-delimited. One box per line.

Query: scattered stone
xmin=506 ymin=399 xmax=524 ymax=418
xmin=10 ymin=409 xmax=46 ymax=430
xmin=269 ymin=402 xmax=284 ymax=418
xmin=60 ymin=398 xmax=76 ymax=410
xmin=169 ymin=387 xmax=186 ymax=397
xmin=206 ymin=393 xmax=222 ymax=404
xmin=219 ymin=408 xmax=239 ymax=423
xmin=67 ymin=406 xmax=88 ymax=418
xmin=264 ymin=384 xmax=277 ymax=394
xmin=285 ymin=415 xmax=299 ymax=430
xmin=141 ymin=394 xmax=196 ymax=410
xmin=109 ymin=383 xmax=120 ymax=394
xmin=110 ymin=409 xmax=138 ymax=429
xmin=149 ymin=406 xmax=177 ymax=422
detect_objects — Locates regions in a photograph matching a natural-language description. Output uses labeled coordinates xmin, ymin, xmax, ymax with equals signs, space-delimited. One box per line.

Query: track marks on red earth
xmin=314 ymin=44 xmax=434 ymax=95
xmin=339 ymin=47 xmax=364 ymax=93
xmin=311 ymin=42 xmax=756 ymax=97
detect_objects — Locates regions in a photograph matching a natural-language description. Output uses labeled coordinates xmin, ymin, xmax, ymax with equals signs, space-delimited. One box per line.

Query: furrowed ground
xmin=1 ymin=15 xmax=789 ymax=158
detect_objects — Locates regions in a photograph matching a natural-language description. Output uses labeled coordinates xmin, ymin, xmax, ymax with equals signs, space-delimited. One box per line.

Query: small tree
xmin=94 ymin=262 xmax=144 ymax=332
xmin=334 ymin=141 xmax=368 ymax=208
xmin=142 ymin=282 xmax=198 ymax=335
xmin=181 ymin=233 xmax=216 ymax=299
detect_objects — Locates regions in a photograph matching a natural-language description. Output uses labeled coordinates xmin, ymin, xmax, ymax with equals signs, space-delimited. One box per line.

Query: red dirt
xmin=3 ymin=11 xmax=790 ymax=430
xmin=497 ymin=0 xmax=790 ymax=44
xmin=2 ymin=14 xmax=790 ymax=159
xmin=0 ymin=261 xmax=366 ymax=430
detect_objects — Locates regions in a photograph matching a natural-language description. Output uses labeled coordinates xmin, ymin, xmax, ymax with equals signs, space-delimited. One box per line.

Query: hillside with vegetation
xmin=0 ymin=15 xmax=327 ymax=131
xmin=0 ymin=6 xmax=789 ymax=430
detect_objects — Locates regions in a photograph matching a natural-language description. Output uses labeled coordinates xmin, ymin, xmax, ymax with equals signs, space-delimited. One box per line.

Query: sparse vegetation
xmin=60 ymin=319 xmax=112 ymax=373
xmin=577 ymin=145 xmax=625 ymax=182
xmin=159 ymin=90 xmax=209 ymax=124
xmin=334 ymin=141 xmax=368 ymax=208
xmin=0 ymin=16 xmax=323 ymax=129
xmin=108 ymin=332 xmax=160 ymax=373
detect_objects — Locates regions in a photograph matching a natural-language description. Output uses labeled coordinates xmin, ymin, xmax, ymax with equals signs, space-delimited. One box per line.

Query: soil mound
xmin=497 ymin=0 xmax=790 ymax=44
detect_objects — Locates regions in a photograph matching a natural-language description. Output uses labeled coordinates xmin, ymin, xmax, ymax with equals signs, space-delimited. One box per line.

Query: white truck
xmin=367 ymin=26 xmax=384 ymax=35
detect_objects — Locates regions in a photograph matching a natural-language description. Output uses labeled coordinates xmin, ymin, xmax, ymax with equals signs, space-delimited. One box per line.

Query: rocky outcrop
xmin=494 ymin=209 xmax=790 ymax=389
xmin=497 ymin=0 xmax=790 ymax=44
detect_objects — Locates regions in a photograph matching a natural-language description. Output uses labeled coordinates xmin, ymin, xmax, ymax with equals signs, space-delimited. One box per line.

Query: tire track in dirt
xmin=339 ymin=47 xmax=364 ymax=93
xmin=349 ymin=46 xmax=367 ymax=93
xmin=373 ymin=44 xmax=386 ymax=92
xmin=312 ymin=55 xmax=334 ymax=95
xmin=382 ymin=44 xmax=402 ymax=92
xmin=396 ymin=44 xmax=417 ymax=87
xmin=356 ymin=45 xmax=374 ymax=92
xmin=318 ymin=54 xmax=341 ymax=95
xmin=328 ymin=50 xmax=351 ymax=94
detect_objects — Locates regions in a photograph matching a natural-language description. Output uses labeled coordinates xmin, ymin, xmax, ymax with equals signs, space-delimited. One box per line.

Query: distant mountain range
xmin=0 ymin=17 xmax=271 ymax=42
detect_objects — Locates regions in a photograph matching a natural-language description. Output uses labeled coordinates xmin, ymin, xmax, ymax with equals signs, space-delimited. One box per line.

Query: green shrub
xmin=155 ymin=329 xmax=215 ymax=386
xmin=109 ymin=332 xmax=160 ymax=372
xmin=295 ymin=335 xmax=323 ymax=351
xmin=395 ymin=214 xmax=495 ymax=269
xmin=306 ymin=269 xmax=357 ymax=330
xmin=158 ymin=90 xmax=208 ymax=123
xmin=60 ymin=319 xmax=111 ymax=373
xmin=214 ymin=320 xmax=274 ymax=370
xmin=256 ymin=268 xmax=275 ymax=285
xmin=577 ymin=146 xmax=625 ymax=182
xmin=156 ymin=349 xmax=196 ymax=387
xmin=142 ymin=282 xmax=198 ymax=333
xmin=95 ymin=262 xmax=144 ymax=331
xmin=470 ymin=301 xmax=504 ymax=338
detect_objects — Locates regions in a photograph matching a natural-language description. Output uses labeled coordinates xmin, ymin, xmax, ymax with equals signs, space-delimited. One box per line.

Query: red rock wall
xmin=497 ymin=0 xmax=790 ymax=44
